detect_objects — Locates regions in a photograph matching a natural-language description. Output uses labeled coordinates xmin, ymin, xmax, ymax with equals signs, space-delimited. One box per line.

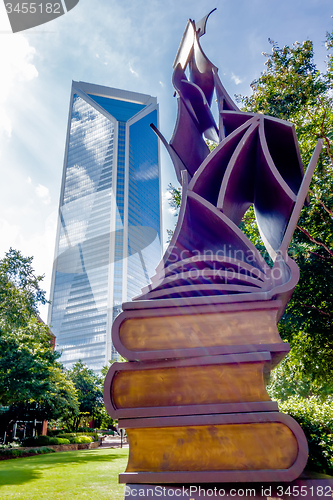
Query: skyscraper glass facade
xmin=48 ymin=82 xmax=161 ymax=372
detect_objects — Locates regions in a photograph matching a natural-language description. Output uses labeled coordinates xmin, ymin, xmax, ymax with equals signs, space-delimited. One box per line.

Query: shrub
xmin=78 ymin=427 xmax=92 ymax=433
xmin=70 ymin=436 xmax=93 ymax=444
xmin=0 ymin=446 xmax=55 ymax=458
xmin=22 ymin=435 xmax=72 ymax=447
xmin=56 ymin=433 xmax=76 ymax=439
xmin=23 ymin=436 xmax=51 ymax=447
xmin=0 ymin=442 xmax=21 ymax=449
xmin=58 ymin=432 xmax=98 ymax=442
xmin=85 ymin=432 xmax=98 ymax=442
xmin=48 ymin=437 xmax=71 ymax=445
xmin=47 ymin=429 xmax=66 ymax=437
xmin=32 ymin=447 xmax=56 ymax=455
xmin=0 ymin=448 xmax=24 ymax=457
xmin=278 ymin=396 xmax=333 ymax=475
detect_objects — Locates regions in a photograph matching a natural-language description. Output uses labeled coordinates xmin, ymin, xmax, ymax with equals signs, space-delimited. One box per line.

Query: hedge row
xmin=47 ymin=431 xmax=98 ymax=441
xmin=48 ymin=427 xmax=95 ymax=436
xmin=0 ymin=446 xmax=55 ymax=458
xmin=278 ymin=396 xmax=333 ymax=475
xmin=56 ymin=432 xmax=98 ymax=442
xmin=23 ymin=435 xmax=93 ymax=447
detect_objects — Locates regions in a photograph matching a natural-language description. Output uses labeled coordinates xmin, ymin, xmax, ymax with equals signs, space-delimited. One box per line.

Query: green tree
xmin=97 ymin=359 xmax=127 ymax=430
xmin=0 ymin=248 xmax=79 ymax=433
xmin=239 ymin=31 xmax=333 ymax=397
xmin=66 ymin=360 xmax=103 ymax=430
xmin=166 ymin=183 xmax=182 ymax=242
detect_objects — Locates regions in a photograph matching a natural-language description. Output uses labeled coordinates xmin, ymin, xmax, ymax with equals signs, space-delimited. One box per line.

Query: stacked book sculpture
xmin=104 ymin=9 xmax=322 ymax=485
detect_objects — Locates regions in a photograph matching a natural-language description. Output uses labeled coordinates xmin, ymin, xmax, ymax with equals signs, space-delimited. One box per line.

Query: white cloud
xmin=0 ymin=34 xmax=38 ymax=137
xmin=59 ymin=217 xmax=88 ymax=248
xmin=0 ymin=219 xmax=21 ymax=252
xmin=231 ymin=73 xmax=243 ymax=85
xmin=0 ymin=112 xmax=11 ymax=138
xmin=64 ymin=165 xmax=95 ymax=203
xmin=129 ymin=64 xmax=139 ymax=77
xmin=71 ymin=100 xmax=114 ymax=165
xmin=36 ymin=184 xmax=51 ymax=204
xmin=134 ymin=162 xmax=159 ymax=181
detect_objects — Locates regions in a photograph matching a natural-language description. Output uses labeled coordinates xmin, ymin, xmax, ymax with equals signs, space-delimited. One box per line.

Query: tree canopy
xmin=239 ymin=31 xmax=333 ymax=397
xmin=0 ymin=248 xmax=79 ymax=428
xmin=66 ymin=360 xmax=104 ymax=430
xmin=167 ymin=27 xmax=333 ymax=398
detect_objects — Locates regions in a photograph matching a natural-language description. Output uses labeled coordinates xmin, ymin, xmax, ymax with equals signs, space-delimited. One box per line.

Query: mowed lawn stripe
xmin=0 ymin=447 xmax=129 ymax=500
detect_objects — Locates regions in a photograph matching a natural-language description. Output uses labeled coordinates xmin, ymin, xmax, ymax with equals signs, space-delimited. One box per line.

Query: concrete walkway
xmin=99 ymin=435 xmax=129 ymax=448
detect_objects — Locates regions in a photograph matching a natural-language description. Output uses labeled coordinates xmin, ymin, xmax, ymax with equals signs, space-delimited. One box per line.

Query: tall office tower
xmin=48 ymin=81 xmax=161 ymax=372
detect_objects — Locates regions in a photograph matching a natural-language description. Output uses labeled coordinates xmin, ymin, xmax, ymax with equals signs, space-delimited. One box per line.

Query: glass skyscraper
xmin=48 ymin=81 xmax=161 ymax=372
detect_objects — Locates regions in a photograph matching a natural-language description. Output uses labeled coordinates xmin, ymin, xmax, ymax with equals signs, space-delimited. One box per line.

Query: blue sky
xmin=0 ymin=0 xmax=332 ymax=321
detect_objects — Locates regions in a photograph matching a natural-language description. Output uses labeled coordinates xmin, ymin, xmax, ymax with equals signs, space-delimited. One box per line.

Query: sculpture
xmin=104 ymin=9 xmax=322 ymax=487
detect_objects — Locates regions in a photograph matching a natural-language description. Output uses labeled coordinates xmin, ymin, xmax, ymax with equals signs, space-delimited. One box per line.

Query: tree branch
xmin=299 ymin=302 xmax=332 ymax=317
xmin=309 ymin=250 xmax=329 ymax=261
xmin=317 ymin=97 xmax=333 ymax=167
xmin=308 ymin=189 xmax=333 ymax=217
xmin=296 ymin=225 xmax=333 ymax=257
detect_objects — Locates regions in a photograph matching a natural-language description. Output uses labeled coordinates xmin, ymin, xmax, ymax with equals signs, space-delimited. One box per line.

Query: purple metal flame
xmin=136 ymin=10 xmax=322 ymax=318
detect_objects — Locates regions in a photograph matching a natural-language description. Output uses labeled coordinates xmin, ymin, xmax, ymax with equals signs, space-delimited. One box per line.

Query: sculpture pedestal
xmin=120 ymin=412 xmax=307 ymax=484
xmin=104 ymin=299 xmax=308 ymax=484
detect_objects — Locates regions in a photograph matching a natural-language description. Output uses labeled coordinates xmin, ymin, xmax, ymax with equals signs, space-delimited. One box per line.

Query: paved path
xmin=99 ymin=435 xmax=129 ymax=448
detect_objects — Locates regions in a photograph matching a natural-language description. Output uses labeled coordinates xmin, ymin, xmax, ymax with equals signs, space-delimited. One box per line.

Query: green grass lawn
xmin=0 ymin=447 xmax=129 ymax=500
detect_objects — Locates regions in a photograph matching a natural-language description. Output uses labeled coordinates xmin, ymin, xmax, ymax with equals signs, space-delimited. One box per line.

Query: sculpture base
xmin=120 ymin=413 xmax=308 ymax=483
xmin=123 ymin=476 xmax=333 ymax=499
xmin=105 ymin=299 xmax=309 ymax=484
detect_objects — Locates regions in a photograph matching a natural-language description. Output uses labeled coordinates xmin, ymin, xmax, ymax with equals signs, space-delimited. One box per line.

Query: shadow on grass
xmin=0 ymin=448 xmax=128 ymax=487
